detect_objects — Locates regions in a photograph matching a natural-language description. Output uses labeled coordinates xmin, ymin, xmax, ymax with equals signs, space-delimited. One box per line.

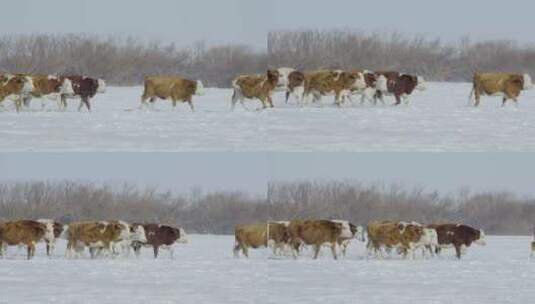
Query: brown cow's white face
xmin=523 ymin=74 xmax=533 ymax=90
xmin=475 ymin=230 xmax=487 ymax=246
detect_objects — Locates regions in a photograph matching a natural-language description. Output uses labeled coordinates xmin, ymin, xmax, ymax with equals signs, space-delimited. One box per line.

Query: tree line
xmin=1 ymin=30 xmax=534 ymax=86
xmin=0 ymin=180 xmax=533 ymax=235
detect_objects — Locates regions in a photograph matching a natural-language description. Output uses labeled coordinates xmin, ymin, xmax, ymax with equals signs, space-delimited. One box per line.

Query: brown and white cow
xmin=232 ymin=70 xmax=280 ymax=110
xmin=366 ymin=221 xmax=436 ymax=259
xmin=60 ymin=76 xmax=106 ymax=111
xmin=140 ymin=76 xmax=204 ymax=111
xmin=21 ymin=75 xmax=74 ymax=109
xmin=0 ymin=220 xmax=54 ymax=260
xmin=428 ymin=223 xmax=486 ymax=259
xmin=64 ymin=221 xmax=124 ymax=259
xmin=350 ymin=70 xmax=388 ymax=105
xmin=303 ymin=70 xmax=365 ymax=106
xmin=233 ymin=222 xmax=290 ymax=258
xmin=0 ymin=74 xmax=35 ymax=112
xmin=374 ymin=72 xmax=426 ymax=105
xmin=329 ymin=220 xmax=366 ymax=257
xmin=36 ymin=219 xmax=66 ymax=256
xmin=287 ymin=220 xmax=355 ymax=260
xmin=470 ymin=73 xmax=533 ymax=107
xmin=131 ymin=224 xmax=188 ymax=259
xmin=285 ymin=70 xmax=306 ymax=104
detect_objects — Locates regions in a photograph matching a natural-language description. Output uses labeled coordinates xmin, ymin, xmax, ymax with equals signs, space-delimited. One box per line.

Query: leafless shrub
xmin=268 ymin=30 xmax=535 ymax=81
xmin=0 ymin=34 xmax=267 ymax=87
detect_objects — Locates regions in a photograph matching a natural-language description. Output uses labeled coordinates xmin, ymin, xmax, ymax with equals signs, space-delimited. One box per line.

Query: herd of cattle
xmin=0 ymin=219 xmax=188 ymax=260
xmin=0 ymin=69 xmax=533 ymax=112
xmin=234 ymin=220 xmax=488 ymax=260
xmin=2 ymin=218 xmax=535 ymax=260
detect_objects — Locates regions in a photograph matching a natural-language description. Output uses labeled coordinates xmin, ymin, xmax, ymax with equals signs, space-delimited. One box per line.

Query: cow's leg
xmin=187 ymin=98 xmax=195 ymax=112
xmin=231 ymin=90 xmax=240 ymax=110
xmin=268 ymin=95 xmax=274 ymax=108
xmin=153 ymin=245 xmax=159 ymax=258
xmin=169 ymin=246 xmax=175 ymax=259
xmin=0 ymin=241 xmax=4 ymax=258
xmin=27 ymin=244 xmax=34 ymax=260
xmin=394 ymin=94 xmax=402 ymax=106
xmin=79 ymin=97 xmax=91 ymax=112
xmin=89 ymin=247 xmax=96 ymax=259
xmin=502 ymin=98 xmax=508 ymax=107
xmin=172 ymin=99 xmax=178 ymax=110
xmin=312 ymin=245 xmax=321 ymax=259
xmin=60 ymin=95 xmax=67 ymax=111
xmin=330 ymin=243 xmax=338 ymax=260
xmin=454 ymin=244 xmax=462 ymax=259
xmin=46 ymin=242 xmax=51 ymax=257
xmin=474 ymin=90 xmax=481 ymax=107
xmin=233 ymin=242 xmax=241 ymax=258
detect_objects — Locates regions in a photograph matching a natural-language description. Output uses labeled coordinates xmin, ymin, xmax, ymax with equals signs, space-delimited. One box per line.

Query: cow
xmin=470 ymin=73 xmax=533 ymax=107
xmin=285 ymin=70 xmax=306 ymax=104
xmin=274 ymin=67 xmax=296 ymax=92
xmin=231 ymin=70 xmax=280 ymax=110
xmin=374 ymin=72 xmax=426 ymax=105
xmin=350 ymin=71 xmax=388 ymax=105
xmin=60 ymin=76 xmax=106 ymax=111
xmin=428 ymin=224 xmax=486 ymax=259
xmin=131 ymin=224 xmax=188 ymax=259
xmin=0 ymin=74 xmax=35 ymax=112
xmin=0 ymin=220 xmax=54 ymax=260
xmin=36 ymin=219 xmax=66 ymax=257
xmin=108 ymin=220 xmax=147 ymax=257
xmin=366 ymin=221 xmax=435 ymax=259
xmin=329 ymin=220 xmax=366 ymax=257
xmin=303 ymin=70 xmax=365 ymax=106
xmin=140 ymin=76 xmax=204 ymax=111
xmin=21 ymin=75 xmax=75 ymax=110
xmin=64 ymin=221 xmax=124 ymax=259
xmin=287 ymin=220 xmax=354 ymax=260
xmin=233 ymin=222 xmax=290 ymax=258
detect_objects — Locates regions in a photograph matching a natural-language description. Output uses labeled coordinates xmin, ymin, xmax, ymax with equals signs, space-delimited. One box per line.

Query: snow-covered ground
xmin=0 ymin=235 xmax=533 ymax=304
xmin=2 ymin=83 xmax=535 ymax=151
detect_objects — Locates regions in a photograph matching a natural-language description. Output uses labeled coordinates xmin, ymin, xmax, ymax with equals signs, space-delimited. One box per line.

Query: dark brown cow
xmin=61 ymin=76 xmax=106 ymax=111
xmin=0 ymin=220 xmax=54 ymax=259
xmin=131 ymin=224 xmax=188 ymax=259
xmin=375 ymin=72 xmax=426 ymax=105
xmin=428 ymin=224 xmax=486 ymax=259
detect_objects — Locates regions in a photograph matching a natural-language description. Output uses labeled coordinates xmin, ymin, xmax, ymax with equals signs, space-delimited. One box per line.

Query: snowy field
xmin=0 ymin=235 xmax=533 ymax=304
xmin=1 ymin=83 xmax=535 ymax=152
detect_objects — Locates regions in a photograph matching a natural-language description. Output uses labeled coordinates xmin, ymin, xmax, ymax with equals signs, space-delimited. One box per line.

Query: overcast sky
xmin=1 ymin=153 xmax=535 ymax=198
xmin=1 ymin=0 xmax=534 ymax=48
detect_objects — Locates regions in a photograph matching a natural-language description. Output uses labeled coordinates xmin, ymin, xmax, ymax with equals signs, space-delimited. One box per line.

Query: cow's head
xmin=355 ymin=225 xmax=366 ymax=242
xmin=130 ymin=224 xmax=147 ymax=243
xmin=416 ymin=76 xmax=426 ymax=91
xmin=350 ymin=72 xmax=367 ymax=91
xmin=267 ymin=70 xmax=280 ymax=86
xmin=475 ymin=229 xmax=486 ymax=246
xmin=60 ymin=77 xmax=75 ymax=95
xmin=523 ymin=74 xmax=533 ymax=90
xmin=8 ymin=75 xmax=34 ymax=94
xmin=42 ymin=221 xmax=56 ymax=243
xmin=375 ymin=74 xmax=388 ymax=92
xmin=195 ymin=80 xmax=205 ymax=96
xmin=421 ymin=228 xmax=439 ymax=247
xmin=97 ymin=79 xmax=107 ymax=94
xmin=276 ymin=67 xmax=295 ymax=89
xmin=176 ymin=228 xmax=189 ymax=244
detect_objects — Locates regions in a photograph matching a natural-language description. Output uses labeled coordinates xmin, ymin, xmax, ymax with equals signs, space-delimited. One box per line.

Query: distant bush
xmin=268 ymin=30 xmax=535 ymax=81
xmin=0 ymin=180 xmax=533 ymax=235
xmin=0 ymin=34 xmax=267 ymax=87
